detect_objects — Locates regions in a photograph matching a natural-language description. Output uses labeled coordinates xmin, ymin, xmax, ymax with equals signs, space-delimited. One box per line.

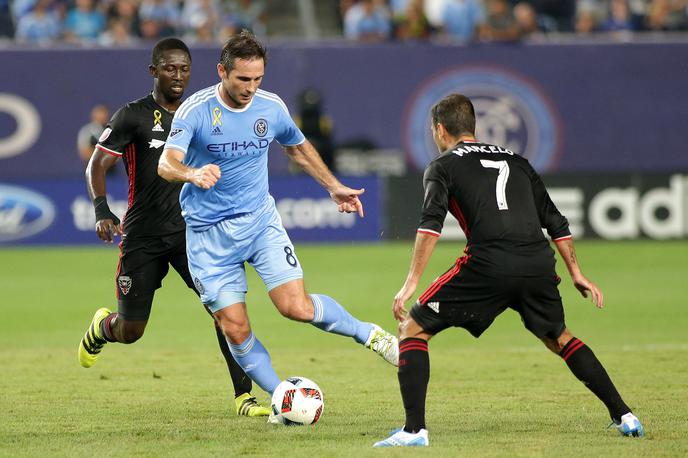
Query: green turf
xmin=0 ymin=241 xmax=686 ymax=457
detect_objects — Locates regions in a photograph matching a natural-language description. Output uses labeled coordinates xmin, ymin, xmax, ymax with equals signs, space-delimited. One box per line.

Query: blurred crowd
xmin=0 ymin=0 xmax=267 ymax=45
xmin=0 ymin=0 xmax=686 ymax=46
xmin=341 ymin=0 xmax=688 ymax=42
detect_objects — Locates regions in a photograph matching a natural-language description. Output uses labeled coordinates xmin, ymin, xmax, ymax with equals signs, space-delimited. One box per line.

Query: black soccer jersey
xmin=96 ymin=94 xmax=184 ymax=238
xmin=418 ymin=141 xmax=571 ymax=276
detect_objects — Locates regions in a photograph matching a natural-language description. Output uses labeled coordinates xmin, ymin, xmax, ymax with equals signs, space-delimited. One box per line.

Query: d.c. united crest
xmin=118 ymin=275 xmax=132 ymax=295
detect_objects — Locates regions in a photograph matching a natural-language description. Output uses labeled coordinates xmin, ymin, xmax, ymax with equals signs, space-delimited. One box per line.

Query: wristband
xmin=93 ymin=196 xmax=120 ymax=225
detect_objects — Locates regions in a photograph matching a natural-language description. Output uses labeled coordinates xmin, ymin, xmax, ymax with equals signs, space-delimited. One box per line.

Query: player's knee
xmin=278 ymin=296 xmax=313 ymax=322
xmin=216 ymin=316 xmax=251 ymax=344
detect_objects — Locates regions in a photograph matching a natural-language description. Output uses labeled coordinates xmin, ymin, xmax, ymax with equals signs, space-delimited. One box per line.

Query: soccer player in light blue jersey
xmin=157 ymin=31 xmax=398 ymax=401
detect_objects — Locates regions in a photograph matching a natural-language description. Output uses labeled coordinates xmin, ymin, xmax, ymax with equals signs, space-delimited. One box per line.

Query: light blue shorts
xmin=186 ymin=196 xmax=303 ymax=312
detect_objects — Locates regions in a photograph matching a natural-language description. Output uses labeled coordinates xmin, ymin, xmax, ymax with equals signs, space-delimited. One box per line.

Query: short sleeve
xmin=165 ymin=114 xmax=195 ymax=155
xmin=523 ymin=159 xmax=571 ymax=240
xmin=418 ymin=160 xmax=450 ymax=237
xmin=96 ymin=106 xmax=133 ymax=157
xmin=274 ymin=101 xmax=305 ymax=146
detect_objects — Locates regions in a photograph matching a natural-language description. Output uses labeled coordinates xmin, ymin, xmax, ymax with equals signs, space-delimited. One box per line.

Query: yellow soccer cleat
xmin=235 ymin=393 xmax=271 ymax=417
xmin=78 ymin=307 xmax=111 ymax=368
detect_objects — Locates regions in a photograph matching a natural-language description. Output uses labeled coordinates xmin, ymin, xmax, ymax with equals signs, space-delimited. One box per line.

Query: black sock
xmin=99 ymin=313 xmax=118 ymax=343
xmin=398 ymin=338 xmax=430 ymax=433
xmin=215 ymin=325 xmax=252 ymax=397
xmin=560 ymin=337 xmax=631 ymax=422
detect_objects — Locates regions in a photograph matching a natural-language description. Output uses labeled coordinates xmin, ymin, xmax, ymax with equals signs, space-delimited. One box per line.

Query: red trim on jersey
xmin=418 ymin=256 xmax=469 ymax=305
xmin=448 ymin=197 xmax=469 ymax=237
xmin=96 ymin=144 xmax=123 ymax=157
xmin=553 ymin=235 xmax=573 ymax=242
xmin=417 ymin=228 xmax=440 ymax=237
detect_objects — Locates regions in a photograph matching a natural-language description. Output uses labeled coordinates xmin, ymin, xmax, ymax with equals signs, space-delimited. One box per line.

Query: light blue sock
xmin=227 ymin=332 xmax=280 ymax=395
xmin=310 ymin=294 xmax=374 ymax=345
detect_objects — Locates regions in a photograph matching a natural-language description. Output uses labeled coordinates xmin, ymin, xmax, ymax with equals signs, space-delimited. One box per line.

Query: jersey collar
xmin=215 ymin=83 xmax=253 ymax=113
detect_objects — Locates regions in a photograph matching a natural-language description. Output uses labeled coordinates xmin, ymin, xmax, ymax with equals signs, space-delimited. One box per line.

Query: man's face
xmin=151 ymin=49 xmax=191 ymax=101
xmin=217 ymin=58 xmax=265 ymax=108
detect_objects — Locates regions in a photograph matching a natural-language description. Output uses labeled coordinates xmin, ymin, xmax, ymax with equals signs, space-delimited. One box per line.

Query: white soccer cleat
xmin=373 ymin=428 xmax=429 ymax=447
xmin=365 ymin=325 xmax=399 ymax=366
xmin=613 ymin=412 xmax=645 ymax=437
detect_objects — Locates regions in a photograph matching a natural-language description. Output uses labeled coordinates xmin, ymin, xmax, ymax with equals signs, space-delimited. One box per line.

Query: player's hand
xmin=190 ymin=164 xmax=221 ymax=189
xmin=572 ymin=273 xmax=604 ymax=309
xmin=329 ymin=185 xmax=365 ymax=218
xmin=393 ymin=281 xmax=417 ymax=321
xmin=95 ymin=218 xmax=122 ymax=244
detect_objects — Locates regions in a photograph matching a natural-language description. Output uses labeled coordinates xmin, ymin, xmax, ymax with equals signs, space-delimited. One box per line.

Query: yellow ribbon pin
xmin=212 ymin=107 xmax=222 ymax=127
xmin=153 ymin=110 xmax=162 ymax=126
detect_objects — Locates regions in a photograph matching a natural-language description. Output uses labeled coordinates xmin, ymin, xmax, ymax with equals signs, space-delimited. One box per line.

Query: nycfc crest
xmin=404 ymin=66 xmax=561 ymax=172
xmin=118 ymin=275 xmax=132 ymax=295
xmin=254 ymin=118 xmax=268 ymax=137
xmin=194 ymin=277 xmax=205 ymax=295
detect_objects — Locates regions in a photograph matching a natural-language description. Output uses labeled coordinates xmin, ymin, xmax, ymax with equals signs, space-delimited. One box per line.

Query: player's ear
xmin=148 ymin=64 xmax=157 ymax=78
xmin=216 ymin=63 xmax=226 ymax=80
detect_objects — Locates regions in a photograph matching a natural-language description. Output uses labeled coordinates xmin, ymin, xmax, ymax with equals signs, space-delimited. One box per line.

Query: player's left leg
xmin=541 ymin=328 xmax=643 ymax=437
xmin=250 ymin=210 xmax=398 ymax=365
xmin=266 ymin=278 xmax=399 ymax=366
xmin=518 ymin=275 xmax=643 ymax=437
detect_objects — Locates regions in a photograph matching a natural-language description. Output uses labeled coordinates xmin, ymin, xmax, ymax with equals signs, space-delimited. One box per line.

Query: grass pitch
xmin=1 ymin=241 xmax=687 ymax=457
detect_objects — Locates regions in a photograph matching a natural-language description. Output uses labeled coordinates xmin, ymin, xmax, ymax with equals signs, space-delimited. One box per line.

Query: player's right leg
xmin=78 ymin=242 xmax=165 ymax=367
xmin=210 ymin=297 xmax=281 ymax=396
xmin=374 ymin=315 xmax=433 ymax=447
xmin=170 ymin=245 xmax=268 ymax=416
xmin=186 ymin=221 xmax=282 ymax=397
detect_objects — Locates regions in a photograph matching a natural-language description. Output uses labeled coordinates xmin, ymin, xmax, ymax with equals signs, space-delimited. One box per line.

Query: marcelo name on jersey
xmin=207 ymin=138 xmax=270 ymax=156
xmin=453 ymin=143 xmax=515 ymax=157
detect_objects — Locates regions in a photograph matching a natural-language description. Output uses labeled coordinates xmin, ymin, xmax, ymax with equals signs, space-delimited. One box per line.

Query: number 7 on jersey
xmin=480 ymin=160 xmax=510 ymax=210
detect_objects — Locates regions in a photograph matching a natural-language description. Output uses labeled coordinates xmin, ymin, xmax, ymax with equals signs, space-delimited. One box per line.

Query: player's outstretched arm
xmin=158 ymin=148 xmax=221 ymax=189
xmin=86 ymin=148 xmax=121 ymax=243
xmin=554 ymin=238 xmax=604 ymax=309
xmin=283 ymin=140 xmax=364 ymax=217
xmin=393 ymin=232 xmax=440 ymax=321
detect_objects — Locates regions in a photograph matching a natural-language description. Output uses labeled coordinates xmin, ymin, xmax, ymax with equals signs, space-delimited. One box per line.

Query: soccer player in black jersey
xmin=374 ymin=94 xmax=644 ymax=447
xmin=77 ymin=38 xmax=270 ymax=417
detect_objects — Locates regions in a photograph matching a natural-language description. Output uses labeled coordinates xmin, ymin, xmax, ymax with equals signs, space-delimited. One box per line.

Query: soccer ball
xmin=270 ymin=376 xmax=324 ymax=425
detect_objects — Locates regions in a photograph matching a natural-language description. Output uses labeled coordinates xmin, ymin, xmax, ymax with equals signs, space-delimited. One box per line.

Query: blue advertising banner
xmin=0 ymin=176 xmax=381 ymax=245
xmin=0 ymin=43 xmax=687 ymax=181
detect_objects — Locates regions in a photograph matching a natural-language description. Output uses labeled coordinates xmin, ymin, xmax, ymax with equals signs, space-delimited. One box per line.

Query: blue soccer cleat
xmin=614 ymin=412 xmax=645 ymax=437
xmin=373 ymin=428 xmax=429 ymax=447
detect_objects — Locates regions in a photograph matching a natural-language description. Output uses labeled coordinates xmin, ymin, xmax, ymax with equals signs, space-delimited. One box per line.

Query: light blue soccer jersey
xmin=166 ymin=84 xmax=305 ymax=230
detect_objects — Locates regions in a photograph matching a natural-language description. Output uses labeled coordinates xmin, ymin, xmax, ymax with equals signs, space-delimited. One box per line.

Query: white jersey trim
xmin=417 ymin=228 xmax=441 ymax=237
xmin=176 ymin=86 xmax=215 ymax=120
xmin=215 ymin=83 xmax=253 ymax=113
xmin=255 ymin=89 xmax=289 ymax=114
xmin=96 ymin=143 xmax=122 ymax=157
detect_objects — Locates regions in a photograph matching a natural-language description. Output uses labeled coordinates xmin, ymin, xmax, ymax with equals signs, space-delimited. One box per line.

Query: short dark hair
xmin=219 ymin=30 xmax=267 ymax=72
xmin=431 ymin=94 xmax=476 ymax=137
xmin=151 ymin=38 xmax=191 ymax=67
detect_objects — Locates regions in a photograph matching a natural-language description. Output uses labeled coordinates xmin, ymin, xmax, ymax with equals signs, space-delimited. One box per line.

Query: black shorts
xmin=115 ymin=231 xmax=197 ymax=320
xmin=410 ymin=256 xmax=565 ymax=340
